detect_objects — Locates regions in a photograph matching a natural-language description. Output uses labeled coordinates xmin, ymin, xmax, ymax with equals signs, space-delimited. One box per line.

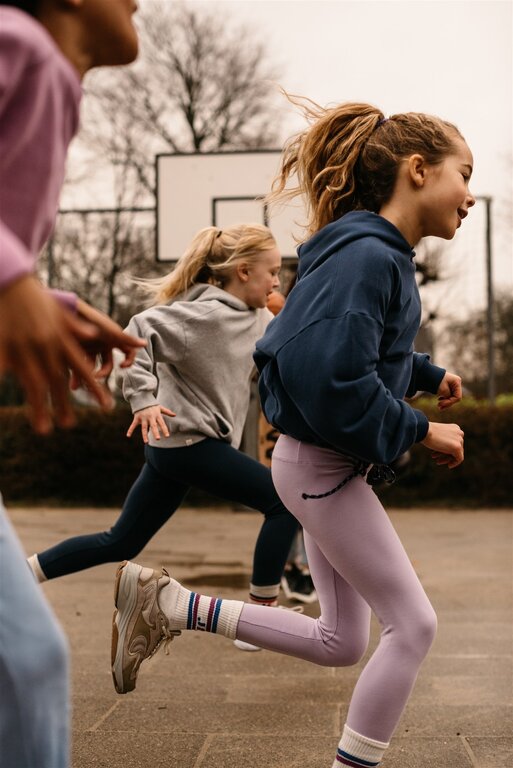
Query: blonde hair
xmin=136 ymin=223 xmax=276 ymax=304
xmin=268 ymin=95 xmax=463 ymax=236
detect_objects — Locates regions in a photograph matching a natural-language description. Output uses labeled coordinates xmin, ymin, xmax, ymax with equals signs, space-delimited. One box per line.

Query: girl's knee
xmin=417 ymin=604 xmax=438 ymax=652
xmin=98 ymin=532 xmax=143 ymax=562
xmin=317 ymin=625 xmax=370 ymax=667
xmin=399 ymin=603 xmax=438 ymax=661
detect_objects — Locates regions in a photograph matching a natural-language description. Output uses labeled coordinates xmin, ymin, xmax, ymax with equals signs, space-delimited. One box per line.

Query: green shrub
xmin=377 ymin=398 xmax=513 ymax=507
xmin=0 ymin=406 xmax=142 ymax=505
xmin=0 ymin=399 xmax=511 ymax=507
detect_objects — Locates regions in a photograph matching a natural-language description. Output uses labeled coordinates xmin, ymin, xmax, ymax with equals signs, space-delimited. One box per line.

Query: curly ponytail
xmin=268 ymin=94 xmax=462 ymax=237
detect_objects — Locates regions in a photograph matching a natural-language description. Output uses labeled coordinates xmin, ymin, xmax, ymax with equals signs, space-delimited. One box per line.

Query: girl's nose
xmin=467 ymin=190 xmax=476 ymax=208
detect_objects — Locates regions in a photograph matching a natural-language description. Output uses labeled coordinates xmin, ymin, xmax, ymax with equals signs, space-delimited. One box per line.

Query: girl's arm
xmin=119 ymin=311 xmax=185 ymax=413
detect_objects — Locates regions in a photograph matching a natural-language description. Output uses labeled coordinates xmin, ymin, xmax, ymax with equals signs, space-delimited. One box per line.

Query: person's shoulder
xmin=0 ymin=8 xmax=57 ymax=69
xmin=341 ymin=236 xmax=399 ymax=277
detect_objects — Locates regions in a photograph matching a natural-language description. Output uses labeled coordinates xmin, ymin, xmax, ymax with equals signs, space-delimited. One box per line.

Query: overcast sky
xmin=68 ymin=0 xmax=512 ymax=310
xmin=195 ymin=0 xmax=512 ymax=301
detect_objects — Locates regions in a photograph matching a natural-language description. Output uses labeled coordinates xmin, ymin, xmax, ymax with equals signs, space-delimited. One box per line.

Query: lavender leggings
xmin=236 ymin=436 xmax=437 ymax=744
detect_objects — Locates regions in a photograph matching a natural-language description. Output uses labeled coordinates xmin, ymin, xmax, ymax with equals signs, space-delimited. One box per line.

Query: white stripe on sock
xmin=338 ymin=724 xmax=389 ymax=764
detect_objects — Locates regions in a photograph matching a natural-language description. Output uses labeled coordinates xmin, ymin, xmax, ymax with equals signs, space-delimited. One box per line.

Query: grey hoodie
xmin=120 ymin=284 xmax=272 ymax=449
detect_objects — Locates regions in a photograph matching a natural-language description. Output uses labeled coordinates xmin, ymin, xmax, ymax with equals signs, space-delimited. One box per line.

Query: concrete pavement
xmin=10 ymin=505 xmax=513 ymax=768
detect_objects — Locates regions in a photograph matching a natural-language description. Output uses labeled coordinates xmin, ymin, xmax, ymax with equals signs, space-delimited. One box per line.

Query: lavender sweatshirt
xmin=0 ymin=7 xmax=81 ymax=305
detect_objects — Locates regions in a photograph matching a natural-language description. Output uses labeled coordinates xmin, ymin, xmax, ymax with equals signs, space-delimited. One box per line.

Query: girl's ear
xmin=235 ymin=262 xmax=250 ymax=282
xmin=407 ymin=154 xmax=428 ymax=188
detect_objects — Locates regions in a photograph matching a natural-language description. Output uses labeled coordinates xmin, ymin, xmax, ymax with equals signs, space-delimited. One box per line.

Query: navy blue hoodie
xmin=254 ymin=211 xmax=445 ymax=465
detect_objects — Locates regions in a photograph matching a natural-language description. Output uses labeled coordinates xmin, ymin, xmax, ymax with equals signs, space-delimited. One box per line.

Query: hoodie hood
xmin=297 ymin=211 xmax=414 ymax=280
xmin=173 ymin=283 xmax=252 ymax=312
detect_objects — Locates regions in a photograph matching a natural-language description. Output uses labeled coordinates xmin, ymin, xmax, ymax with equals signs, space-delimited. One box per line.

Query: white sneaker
xmin=233 ymin=638 xmax=262 ymax=652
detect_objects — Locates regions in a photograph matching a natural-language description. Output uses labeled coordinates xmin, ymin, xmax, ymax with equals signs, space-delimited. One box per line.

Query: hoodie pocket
xmin=213 ymin=412 xmax=232 ymax=440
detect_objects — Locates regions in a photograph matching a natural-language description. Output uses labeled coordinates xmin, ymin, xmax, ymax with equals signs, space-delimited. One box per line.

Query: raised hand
xmin=437 ymin=371 xmax=462 ymax=411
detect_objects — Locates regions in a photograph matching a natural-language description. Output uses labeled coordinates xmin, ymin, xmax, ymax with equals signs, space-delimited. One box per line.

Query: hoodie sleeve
xmin=407 ymin=352 xmax=445 ymax=397
xmin=119 ymin=311 xmax=186 ymax=412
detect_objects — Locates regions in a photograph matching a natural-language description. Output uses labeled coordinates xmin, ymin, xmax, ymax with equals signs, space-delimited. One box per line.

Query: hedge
xmin=377 ymin=398 xmax=513 ymax=508
xmin=0 ymin=399 xmax=511 ymax=507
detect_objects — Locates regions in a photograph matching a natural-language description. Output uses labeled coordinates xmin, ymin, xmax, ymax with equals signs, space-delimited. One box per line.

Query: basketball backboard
xmin=156 ymin=150 xmax=304 ymax=262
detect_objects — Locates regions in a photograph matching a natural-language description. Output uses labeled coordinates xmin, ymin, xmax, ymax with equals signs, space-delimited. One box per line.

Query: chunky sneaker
xmin=111 ymin=560 xmax=181 ymax=694
xmin=281 ymin=564 xmax=318 ymax=604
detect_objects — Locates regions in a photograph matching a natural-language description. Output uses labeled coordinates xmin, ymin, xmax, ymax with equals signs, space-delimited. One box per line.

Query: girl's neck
xmin=39 ymin=15 xmax=89 ymax=80
xmin=221 ymin=281 xmax=250 ymax=306
xmin=378 ymin=202 xmax=422 ymax=248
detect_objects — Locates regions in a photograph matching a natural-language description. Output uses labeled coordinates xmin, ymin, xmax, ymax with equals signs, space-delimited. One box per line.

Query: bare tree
xmin=441 ymin=293 xmax=513 ymax=397
xmin=79 ymin=0 xmax=281 ymax=202
xmin=41 ymin=1 xmax=283 ymax=320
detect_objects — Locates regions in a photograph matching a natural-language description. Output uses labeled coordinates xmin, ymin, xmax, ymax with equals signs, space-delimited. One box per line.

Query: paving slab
xmin=10 ymin=505 xmax=513 ymax=768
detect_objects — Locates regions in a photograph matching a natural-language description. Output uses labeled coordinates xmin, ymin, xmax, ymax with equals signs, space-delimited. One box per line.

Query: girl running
xmin=29 ymin=224 xmax=298 ymax=618
xmin=110 ymin=100 xmax=472 ymax=768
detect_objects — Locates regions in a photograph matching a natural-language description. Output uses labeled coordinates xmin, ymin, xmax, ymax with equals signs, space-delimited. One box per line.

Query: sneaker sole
xmin=280 ymin=577 xmax=318 ymax=604
xmin=233 ymin=638 xmax=262 ymax=652
xmin=111 ymin=560 xmax=143 ymax=694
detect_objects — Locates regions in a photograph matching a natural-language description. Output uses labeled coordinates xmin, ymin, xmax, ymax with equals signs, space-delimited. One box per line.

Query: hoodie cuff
xmin=413 ymin=409 xmax=429 ymax=443
xmin=417 ymin=358 xmax=446 ymax=395
xmin=129 ymin=393 xmax=159 ymax=413
xmin=421 ymin=360 xmax=446 ymax=395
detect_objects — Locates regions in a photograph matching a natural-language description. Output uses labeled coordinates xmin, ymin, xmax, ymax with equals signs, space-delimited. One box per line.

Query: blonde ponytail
xmin=134 ymin=223 xmax=276 ymax=305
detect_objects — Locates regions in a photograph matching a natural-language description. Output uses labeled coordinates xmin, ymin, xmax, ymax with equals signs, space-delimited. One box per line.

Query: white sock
xmin=27 ymin=554 xmax=47 ymax=583
xmin=333 ymin=724 xmax=389 ymax=767
xmin=249 ymin=582 xmax=280 ymax=606
xmin=158 ymin=579 xmax=244 ymax=639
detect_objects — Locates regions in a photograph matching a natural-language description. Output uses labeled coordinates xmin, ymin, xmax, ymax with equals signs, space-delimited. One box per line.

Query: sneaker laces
xmin=149 ymin=613 xmax=181 ymax=659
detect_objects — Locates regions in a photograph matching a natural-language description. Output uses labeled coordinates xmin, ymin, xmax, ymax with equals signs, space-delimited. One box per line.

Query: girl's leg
xmin=112 ymin=437 xmax=436 ymax=765
xmin=269 ymin=436 xmax=437 ymax=762
xmin=35 ymin=454 xmax=189 ymax=580
xmin=0 ymin=501 xmax=69 ymax=768
xmin=149 ymin=438 xmax=299 ymax=600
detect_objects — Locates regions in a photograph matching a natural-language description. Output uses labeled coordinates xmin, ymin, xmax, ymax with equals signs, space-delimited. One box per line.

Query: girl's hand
xmin=437 ymin=371 xmax=462 ymax=410
xmin=70 ymin=299 xmax=147 ymax=386
xmin=0 ymin=276 xmax=116 ymax=434
xmin=421 ymin=421 xmax=464 ymax=468
xmin=127 ymin=404 xmax=176 ymax=443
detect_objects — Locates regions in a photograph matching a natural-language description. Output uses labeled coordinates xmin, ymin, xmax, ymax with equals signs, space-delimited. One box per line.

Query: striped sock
xmin=333 ymin=725 xmax=389 ymax=767
xmin=249 ymin=582 xmax=280 ymax=606
xmin=158 ymin=578 xmax=244 ymax=639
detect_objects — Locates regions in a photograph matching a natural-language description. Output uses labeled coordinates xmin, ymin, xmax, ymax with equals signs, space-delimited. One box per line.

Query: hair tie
xmin=377 ymin=117 xmax=388 ymax=127
xmin=216 ymin=229 xmax=223 ymax=238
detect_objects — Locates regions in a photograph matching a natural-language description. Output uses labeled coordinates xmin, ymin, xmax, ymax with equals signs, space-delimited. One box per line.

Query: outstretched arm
xmin=0 ymin=275 xmax=145 ymax=434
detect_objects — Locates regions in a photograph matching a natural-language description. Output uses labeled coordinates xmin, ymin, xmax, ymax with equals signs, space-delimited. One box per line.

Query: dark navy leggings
xmin=37 ymin=439 xmax=298 ymax=587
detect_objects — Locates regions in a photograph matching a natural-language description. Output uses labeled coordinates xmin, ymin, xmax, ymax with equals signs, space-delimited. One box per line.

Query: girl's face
xmin=421 ymin=137 xmax=475 ymax=240
xmin=239 ymin=247 xmax=282 ymax=309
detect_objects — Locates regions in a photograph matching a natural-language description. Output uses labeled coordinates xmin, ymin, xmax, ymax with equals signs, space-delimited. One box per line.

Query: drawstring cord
xmin=301 ymin=461 xmax=396 ymax=500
